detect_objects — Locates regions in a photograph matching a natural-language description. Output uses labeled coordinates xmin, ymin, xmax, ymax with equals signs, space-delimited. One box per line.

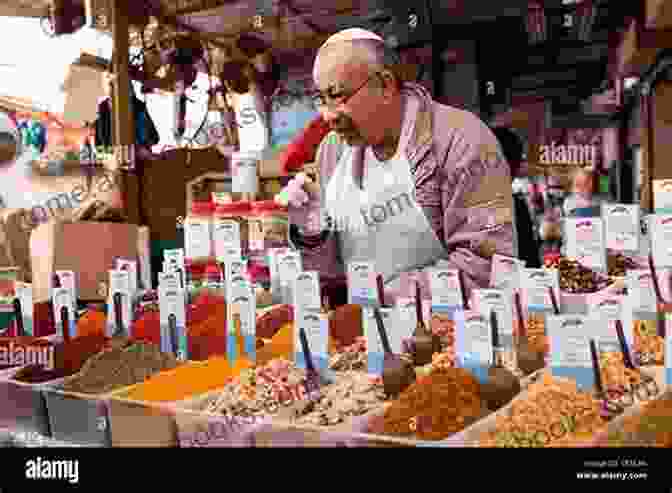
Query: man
xmin=279 ymin=28 xmax=515 ymax=304
xmin=491 ymin=127 xmax=541 ymax=268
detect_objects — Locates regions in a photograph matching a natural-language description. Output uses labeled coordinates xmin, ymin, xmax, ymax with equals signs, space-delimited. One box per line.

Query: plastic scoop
xmin=113 ymin=292 xmax=124 ymax=337
xmin=412 ymin=281 xmax=440 ymax=366
xmin=12 ymin=298 xmax=24 ymax=337
xmin=514 ymin=292 xmax=544 ymax=375
xmin=168 ymin=313 xmax=179 ymax=357
xmin=60 ymin=305 xmax=70 ymax=342
xmin=648 ymin=253 xmax=666 ymax=338
xmin=373 ymin=307 xmax=415 ymax=398
xmin=483 ymin=310 xmax=520 ymax=410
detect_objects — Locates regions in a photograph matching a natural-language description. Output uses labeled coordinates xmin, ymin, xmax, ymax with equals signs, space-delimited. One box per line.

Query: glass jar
xmin=184 ymin=201 xmax=214 ymax=262
xmin=248 ymin=200 xmax=289 ymax=267
xmin=213 ymin=201 xmax=250 ymax=259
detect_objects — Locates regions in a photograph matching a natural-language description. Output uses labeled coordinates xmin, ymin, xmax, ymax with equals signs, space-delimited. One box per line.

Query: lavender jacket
xmin=289 ymin=83 xmax=516 ymax=302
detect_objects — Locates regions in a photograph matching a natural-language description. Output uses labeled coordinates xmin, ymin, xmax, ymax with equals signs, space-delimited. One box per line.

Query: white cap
xmin=321 ymin=28 xmax=384 ymax=49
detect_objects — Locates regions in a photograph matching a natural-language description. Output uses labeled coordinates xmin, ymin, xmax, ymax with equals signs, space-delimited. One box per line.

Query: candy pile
xmin=329 ymin=337 xmax=367 ymax=372
xmin=480 ymin=373 xmax=604 ymax=447
xmin=202 ymin=359 xmax=308 ymax=418
xmin=290 ymin=371 xmax=386 ymax=426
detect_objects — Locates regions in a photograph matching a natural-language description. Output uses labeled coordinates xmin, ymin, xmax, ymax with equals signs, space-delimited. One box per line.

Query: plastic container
xmin=184 ymin=201 xmax=214 ymax=263
xmin=213 ymin=201 xmax=250 ymax=258
xmin=248 ymin=201 xmax=289 ymax=267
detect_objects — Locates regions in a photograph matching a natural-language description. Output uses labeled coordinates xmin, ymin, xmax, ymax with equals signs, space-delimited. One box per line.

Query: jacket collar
xmin=351 ymin=82 xmax=436 ymax=188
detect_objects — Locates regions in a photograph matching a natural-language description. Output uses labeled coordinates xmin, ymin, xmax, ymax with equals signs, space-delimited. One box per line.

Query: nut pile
xmin=290 ymin=371 xmax=386 ymax=426
xmin=633 ymin=320 xmax=664 ymax=365
xmin=599 ymin=351 xmax=645 ymax=391
xmin=329 ymin=337 xmax=367 ymax=372
xmin=524 ymin=314 xmax=548 ymax=355
xmin=544 ymin=257 xmax=609 ymax=293
xmin=60 ymin=341 xmax=179 ymax=394
xmin=202 ymin=359 xmax=308 ymax=418
xmin=607 ymin=253 xmax=638 ymax=278
xmin=480 ymin=373 xmax=604 ymax=447
xmin=607 ymin=394 xmax=672 ymax=447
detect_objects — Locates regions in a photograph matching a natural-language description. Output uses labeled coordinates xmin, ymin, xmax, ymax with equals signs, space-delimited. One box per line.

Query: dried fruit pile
xmin=329 ymin=337 xmax=367 ymax=372
xmin=606 ymin=253 xmax=638 ymax=278
xmin=606 ymin=394 xmax=672 ymax=447
xmin=544 ymin=257 xmax=609 ymax=293
xmin=480 ymin=373 xmax=604 ymax=447
xmin=633 ymin=320 xmax=664 ymax=365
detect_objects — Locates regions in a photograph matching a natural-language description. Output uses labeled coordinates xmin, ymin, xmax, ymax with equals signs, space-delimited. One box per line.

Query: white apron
xmin=325 ymin=99 xmax=446 ymax=287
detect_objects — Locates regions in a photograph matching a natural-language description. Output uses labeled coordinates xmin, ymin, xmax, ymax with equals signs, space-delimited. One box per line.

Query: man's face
xmin=313 ymin=49 xmax=381 ymax=146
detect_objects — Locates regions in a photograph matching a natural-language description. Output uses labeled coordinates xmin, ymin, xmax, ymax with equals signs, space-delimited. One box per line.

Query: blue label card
xmin=490 ymin=254 xmax=524 ymax=292
xmin=213 ymin=219 xmax=241 ymax=260
xmin=55 ymin=270 xmax=77 ymax=304
xmin=227 ymin=276 xmax=256 ymax=363
xmin=14 ymin=282 xmax=33 ymax=336
xmin=347 ymin=261 xmax=376 ymax=306
xmin=363 ymin=307 xmax=396 ymax=375
xmin=626 ymin=269 xmax=658 ymax=313
xmin=159 ymin=287 xmax=188 ymax=361
xmin=429 ymin=268 xmax=463 ymax=318
xmin=564 ymin=217 xmax=607 ymax=272
xmin=649 ymin=214 xmax=672 ymax=268
xmin=454 ymin=309 xmax=492 ymax=384
xmin=547 ymin=315 xmax=595 ymax=389
xmin=602 ymin=203 xmax=640 ymax=253
xmin=295 ymin=310 xmax=329 ymax=373
xmin=52 ymin=287 xmax=77 ymax=338
xmin=520 ymin=268 xmax=560 ymax=314
xmin=396 ymin=297 xmax=430 ymax=351
xmin=105 ymin=270 xmax=132 ymax=338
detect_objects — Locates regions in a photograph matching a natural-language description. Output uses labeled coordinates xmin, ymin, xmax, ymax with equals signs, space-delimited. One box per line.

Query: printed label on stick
xmin=520 ymin=268 xmax=560 ymax=314
xmin=602 ymin=204 xmax=640 ymax=252
xmin=547 ymin=315 xmax=594 ymax=389
xmin=295 ymin=309 xmax=329 ymax=373
xmin=490 ymin=254 xmax=524 ymax=292
xmin=565 ymin=217 xmax=606 ymax=271
xmin=650 ymin=215 xmax=672 ymax=267
xmin=52 ymin=287 xmax=76 ymax=338
xmin=429 ymin=268 xmax=463 ymax=317
xmin=14 ymin=282 xmax=33 ymax=336
xmin=454 ymin=310 xmax=492 ymax=384
xmin=363 ymin=307 xmax=397 ymax=375
xmin=159 ymin=287 xmax=188 ymax=361
xmin=347 ymin=262 xmax=376 ymax=306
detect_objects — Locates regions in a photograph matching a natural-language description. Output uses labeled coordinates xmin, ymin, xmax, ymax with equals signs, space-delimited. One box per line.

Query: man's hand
xmin=275 ymin=172 xmax=323 ymax=235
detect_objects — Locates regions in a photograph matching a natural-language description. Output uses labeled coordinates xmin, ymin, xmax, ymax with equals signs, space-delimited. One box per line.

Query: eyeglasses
xmin=311 ymin=73 xmax=378 ymax=109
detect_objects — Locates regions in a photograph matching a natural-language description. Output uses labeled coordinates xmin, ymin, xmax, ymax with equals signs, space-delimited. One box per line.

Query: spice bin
xmin=0 ymin=367 xmax=68 ymax=437
xmin=43 ymin=383 xmax=113 ymax=446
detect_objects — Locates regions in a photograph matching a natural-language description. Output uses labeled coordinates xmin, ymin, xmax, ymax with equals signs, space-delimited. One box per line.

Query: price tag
xmin=52 ymin=287 xmax=77 ymax=338
xmin=227 ymin=276 xmax=256 ymax=363
xmin=520 ymin=268 xmax=560 ymax=313
xmin=295 ymin=309 xmax=329 ymax=373
xmin=276 ymin=250 xmax=302 ymax=305
xmin=159 ymin=287 xmax=188 ymax=359
xmin=454 ymin=310 xmax=492 ymax=384
xmin=626 ymin=269 xmax=658 ymax=313
xmin=158 ymin=271 xmax=182 ymax=291
xmin=54 ymin=270 xmax=77 ymax=304
xmin=293 ymin=271 xmax=321 ymax=313
xmin=213 ymin=220 xmax=241 ymax=259
xmin=587 ymin=292 xmax=627 ymax=350
xmin=472 ymin=289 xmax=515 ymax=350
xmin=164 ymin=249 xmax=185 ymax=268
xmin=395 ymin=297 xmax=429 ymax=349
xmin=547 ymin=315 xmax=594 ymax=389
xmin=490 ymin=254 xmax=524 ymax=292
xmin=347 ymin=261 xmax=376 ymax=306
xmin=184 ymin=217 xmax=212 ymax=260
xmin=650 ymin=214 xmax=672 ymax=268
xmin=106 ymin=270 xmax=132 ymax=337
xmin=232 ymin=153 xmax=259 ymax=194
xmin=116 ymin=258 xmax=138 ymax=296
xmin=429 ymin=268 xmax=463 ymax=317
xmin=14 ymin=282 xmax=33 ymax=336
xmin=565 ymin=217 xmax=606 ymax=271
xmin=602 ymin=204 xmax=640 ymax=252
xmin=363 ymin=307 xmax=397 ymax=375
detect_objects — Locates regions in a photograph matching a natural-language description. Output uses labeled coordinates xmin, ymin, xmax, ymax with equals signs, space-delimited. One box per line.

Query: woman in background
xmin=492 ymin=127 xmax=541 ymax=268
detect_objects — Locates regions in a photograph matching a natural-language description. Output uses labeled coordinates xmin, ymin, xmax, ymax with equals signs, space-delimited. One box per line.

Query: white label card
xmin=52 ymin=287 xmax=76 ymax=338
xmin=227 ymin=277 xmax=255 ymax=337
xmin=626 ymin=269 xmax=657 ymax=313
xmin=602 ymin=203 xmax=640 ymax=252
xmin=347 ymin=261 xmax=376 ymax=306
xmin=520 ymin=268 xmax=560 ymax=313
xmin=472 ymin=289 xmax=515 ymax=348
xmin=116 ymin=259 xmax=138 ymax=295
xmin=159 ymin=287 xmax=188 ymax=360
xmin=429 ymin=268 xmax=464 ymax=310
xmin=184 ymin=217 xmax=212 ymax=260
xmin=55 ymin=270 xmax=77 ymax=302
xmin=565 ymin=217 xmax=606 ymax=271
xmin=650 ymin=214 xmax=672 ymax=268
xmin=106 ymin=270 xmax=132 ymax=337
xmin=490 ymin=254 xmax=525 ymax=291
xmin=293 ymin=271 xmax=321 ymax=313
xmin=14 ymin=282 xmax=33 ymax=336
xmin=213 ymin=219 xmax=241 ymax=259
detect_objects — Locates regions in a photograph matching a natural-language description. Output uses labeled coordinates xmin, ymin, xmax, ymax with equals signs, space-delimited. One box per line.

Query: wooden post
xmin=110 ymin=0 xmax=140 ymax=225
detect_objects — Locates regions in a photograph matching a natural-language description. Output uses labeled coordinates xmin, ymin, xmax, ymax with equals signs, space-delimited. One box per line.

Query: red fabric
xmin=280 ymin=116 xmax=330 ymax=173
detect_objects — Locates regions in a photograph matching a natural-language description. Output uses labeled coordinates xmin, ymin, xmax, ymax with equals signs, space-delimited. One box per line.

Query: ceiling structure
xmin=0 ymin=0 xmax=636 ymax=123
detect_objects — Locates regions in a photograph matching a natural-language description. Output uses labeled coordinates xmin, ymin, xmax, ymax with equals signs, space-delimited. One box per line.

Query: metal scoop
xmin=374 ymin=307 xmax=416 ymax=398
xmin=113 ymin=292 xmax=124 ymax=337
xmin=60 ymin=305 xmax=70 ymax=342
xmin=412 ymin=281 xmax=440 ymax=366
xmin=484 ymin=310 xmax=520 ymax=410
xmin=168 ymin=313 xmax=179 ymax=357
